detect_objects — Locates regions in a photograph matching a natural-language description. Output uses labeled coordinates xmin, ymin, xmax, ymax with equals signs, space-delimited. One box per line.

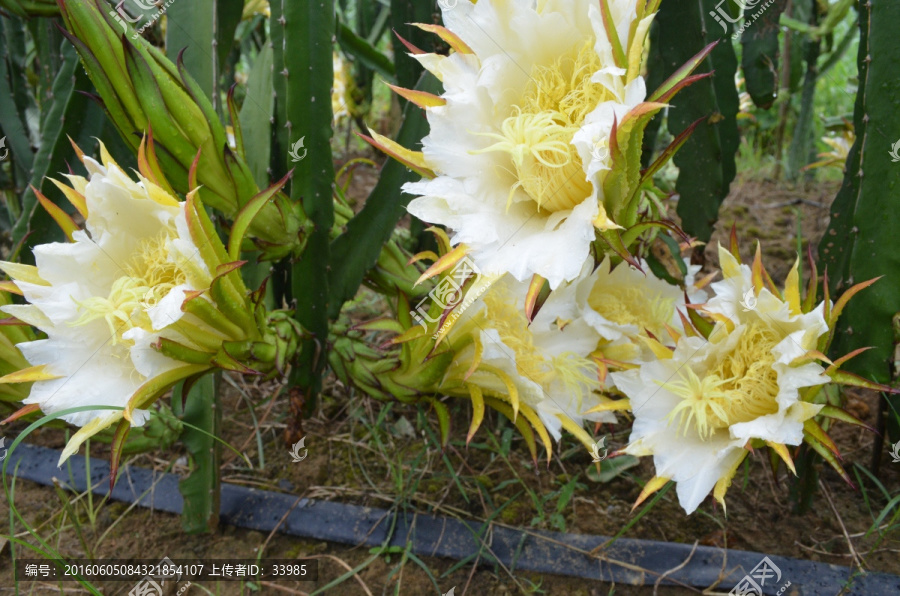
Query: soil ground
xmin=1 ymin=175 xmax=899 ymax=596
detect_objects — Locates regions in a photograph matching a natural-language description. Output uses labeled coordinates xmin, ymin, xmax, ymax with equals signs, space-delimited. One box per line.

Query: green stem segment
xmin=277 ymin=0 xmax=336 ymax=425
xmin=650 ymin=0 xmax=740 ymax=244
xmin=786 ymin=2 xmax=821 ymax=182
xmin=174 ymin=373 xmax=221 ymax=534
xmin=819 ymin=0 xmax=900 ymax=443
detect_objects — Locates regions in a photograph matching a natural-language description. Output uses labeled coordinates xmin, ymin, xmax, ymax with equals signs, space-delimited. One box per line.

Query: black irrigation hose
xmin=6 ymin=443 xmax=899 ymax=595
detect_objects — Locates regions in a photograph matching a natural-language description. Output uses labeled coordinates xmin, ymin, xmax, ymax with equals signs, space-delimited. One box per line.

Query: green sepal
xmin=828 ymin=369 xmax=898 ymax=394
xmin=184 ymin=191 xmax=234 ymax=274
xmin=640 ymin=118 xmax=704 ymax=187
xmin=355 ymin=318 xmax=407 ymax=334
xmin=687 ymin=305 xmax=715 ymax=339
xmin=63 ymin=0 xmax=145 ymax=125
xmin=210 ymin=344 xmax=262 ymax=375
xmin=648 ymin=41 xmax=718 ymax=103
xmin=484 ymin=396 xmax=539 ymax=465
xmin=599 ymin=230 xmax=642 ymax=271
xmin=220 ymin=145 xmax=260 ymax=211
xmin=108 ymin=417 xmax=131 ymax=493
xmin=57 ymin=30 xmax=139 ymax=150
xmin=818 ymin=405 xmax=877 ymax=434
xmin=427 ymin=398 xmax=451 ymax=448
xmin=803 ymin=431 xmax=854 ymax=487
xmin=181 ymin=294 xmax=246 ymax=340
xmin=607 ymin=102 xmax=666 ymax=227
xmin=155 ymin=337 xmax=215 ymax=365
xmin=803 ymin=418 xmax=841 ymax=460
xmin=124 ymin=363 xmax=210 ymax=422
xmin=209 ymin=273 xmax=254 ymax=337
xmin=227 ymin=171 xmax=293 ymax=260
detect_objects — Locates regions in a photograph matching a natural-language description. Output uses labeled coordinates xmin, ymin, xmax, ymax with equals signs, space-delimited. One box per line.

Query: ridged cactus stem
xmin=819 ymin=0 xmax=900 ymax=444
xmin=786 ymin=5 xmax=821 ymax=182
xmin=653 ymin=0 xmax=740 ymax=244
xmin=279 ymin=0 xmax=336 ymax=439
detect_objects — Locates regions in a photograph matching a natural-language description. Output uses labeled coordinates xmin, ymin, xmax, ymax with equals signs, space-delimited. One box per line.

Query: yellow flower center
xmin=588 ymin=281 xmax=677 ymax=338
xmin=481 ymin=285 xmax=596 ymax=408
xmin=661 ymin=321 xmax=781 ymax=440
xmin=72 ymin=232 xmax=186 ymax=342
xmin=477 ymin=40 xmax=615 ymax=213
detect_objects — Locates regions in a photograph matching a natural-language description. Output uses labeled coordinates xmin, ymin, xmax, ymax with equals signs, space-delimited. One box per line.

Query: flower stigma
xmin=660 ymin=321 xmax=781 ymax=440
xmin=70 ymin=231 xmax=186 ymax=342
xmin=476 ymin=41 xmax=615 ymax=213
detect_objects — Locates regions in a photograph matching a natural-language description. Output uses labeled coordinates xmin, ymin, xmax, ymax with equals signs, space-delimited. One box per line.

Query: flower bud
xmin=58 ymin=0 xmax=307 ymax=257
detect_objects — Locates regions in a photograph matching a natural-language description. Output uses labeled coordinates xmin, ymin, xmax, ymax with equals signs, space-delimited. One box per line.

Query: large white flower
xmin=442 ymin=274 xmax=614 ymax=450
xmin=401 ymin=0 xmax=657 ymax=289
xmin=611 ymin=245 xmax=830 ymax=514
xmin=0 ymin=146 xmax=256 ymax=461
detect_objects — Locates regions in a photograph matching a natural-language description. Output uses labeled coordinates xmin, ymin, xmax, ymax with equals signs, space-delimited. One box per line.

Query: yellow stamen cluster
xmin=661 ymin=321 xmax=781 ymax=440
xmin=477 ymin=40 xmax=615 ymax=213
xmin=71 ymin=232 xmax=186 ymax=342
xmin=588 ymin=282 xmax=677 ymax=338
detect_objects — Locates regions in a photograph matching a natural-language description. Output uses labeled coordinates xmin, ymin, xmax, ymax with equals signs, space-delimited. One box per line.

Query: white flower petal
xmin=673 ymin=446 xmax=746 ymax=514
xmin=147 ymin=285 xmax=190 ymax=331
xmin=123 ymin=327 xmax=183 ymax=380
xmin=20 ymin=336 xmax=150 ymax=428
xmin=33 ymin=231 xmax=123 ymax=298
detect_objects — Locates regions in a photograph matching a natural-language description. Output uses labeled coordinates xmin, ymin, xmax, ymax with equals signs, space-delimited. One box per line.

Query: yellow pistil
xmin=71 ymin=231 xmax=186 ymax=341
xmin=588 ymin=282 xmax=677 ymax=338
xmin=476 ymin=40 xmax=616 ymax=213
xmin=661 ymin=321 xmax=781 ymax=440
